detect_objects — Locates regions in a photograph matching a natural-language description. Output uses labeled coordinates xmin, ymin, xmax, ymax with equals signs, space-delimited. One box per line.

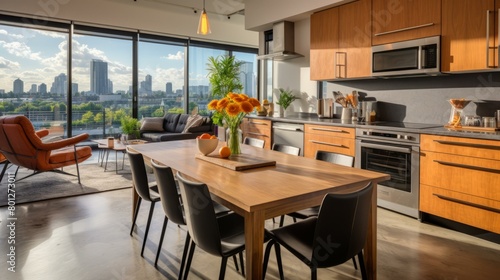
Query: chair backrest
xmin=272 ymin=143 xmax=300 ymax=156
xmin=127 ymin=147 xmax=156 ymax=202
xmin=312 ymin=182 xmax=373 ymax=268
xmin=243 ymin=137 xmax=265 ymax=148
xmin=151 ymin=160 xmax=185 ymax=226
xmin=176 ymin=172 xmax=223 ymax=256
xmin=315 ymin=151 xmax=354 ymax=167
xmin=0 ymin=115 xmax=47 ymax=169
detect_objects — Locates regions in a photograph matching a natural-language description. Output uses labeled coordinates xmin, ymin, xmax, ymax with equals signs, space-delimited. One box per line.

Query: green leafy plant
xmin=276 ymin=88 xmax=300 ymax=110
xmin=120 ymin=116 xmax=140 ymax=138
xmin=207 ymin=55 xmax=244 ymax=99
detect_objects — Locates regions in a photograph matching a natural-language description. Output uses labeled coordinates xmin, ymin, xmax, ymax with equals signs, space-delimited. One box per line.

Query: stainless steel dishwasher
xmin=272 ymin=122 xmax=304 ymax=156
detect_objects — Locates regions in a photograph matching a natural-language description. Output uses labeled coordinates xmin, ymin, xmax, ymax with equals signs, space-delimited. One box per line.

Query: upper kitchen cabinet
xmin=310 ymin=8 xmax=338 ymax=80
xmin=371 ymin=0 xmax=441 ymax=46
xmin=310 ymin=0 xmax=371 ymax=80
xmin=441 ymin=0 xmax=500 ymax=72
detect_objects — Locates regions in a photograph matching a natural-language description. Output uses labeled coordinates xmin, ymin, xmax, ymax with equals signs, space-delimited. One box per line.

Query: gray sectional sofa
xmin=139 ymin=113 xmax=214 ymax=142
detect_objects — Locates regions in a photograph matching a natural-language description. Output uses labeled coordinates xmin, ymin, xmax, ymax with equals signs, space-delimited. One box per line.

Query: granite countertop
xmin=247 ymin=115 xmax=500 ymax=141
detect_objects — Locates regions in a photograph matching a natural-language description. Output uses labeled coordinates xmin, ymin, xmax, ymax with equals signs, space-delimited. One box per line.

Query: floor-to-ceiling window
xmin=138 ymin=36 xmax=186 ymax=117
xmin=71 ymin=26 xmax=133 ymax=139
xmin=0 ymin=21 xmax=68 ymax=137
xmin=233 ymin=51 xmax=258 ymax=99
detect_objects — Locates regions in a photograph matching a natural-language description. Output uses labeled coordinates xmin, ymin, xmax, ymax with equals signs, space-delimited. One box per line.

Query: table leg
xmin=244 ymin=210 xmax=265 ymax=280
xmin=364 ymin=182 xmax=378 ymax=280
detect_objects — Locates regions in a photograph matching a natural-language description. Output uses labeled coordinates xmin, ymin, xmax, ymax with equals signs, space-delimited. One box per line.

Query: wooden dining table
xmin=128 ymin=140 xmax=390 ymax=280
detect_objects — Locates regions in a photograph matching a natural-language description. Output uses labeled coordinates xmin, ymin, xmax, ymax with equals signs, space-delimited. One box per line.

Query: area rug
xmin=0 ymin=160 xmax=141 ymax=207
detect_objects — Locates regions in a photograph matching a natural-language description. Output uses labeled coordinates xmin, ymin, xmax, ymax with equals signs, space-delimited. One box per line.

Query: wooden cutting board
xmin=195 ymin=153 xmax=276 ymax=171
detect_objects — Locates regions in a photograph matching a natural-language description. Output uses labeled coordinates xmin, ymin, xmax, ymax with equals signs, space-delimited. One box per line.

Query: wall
xmin=0 ymin=0 xmax=258 ymax=46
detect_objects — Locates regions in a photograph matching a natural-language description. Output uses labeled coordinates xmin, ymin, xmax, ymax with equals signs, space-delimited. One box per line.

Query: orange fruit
xmin=200 ymin=133 xmax=211 ymax=139
xmin=210 ymin=135 xmax=217 ymax=139
xmin=219 ymin=146 xmax=231 ymax=158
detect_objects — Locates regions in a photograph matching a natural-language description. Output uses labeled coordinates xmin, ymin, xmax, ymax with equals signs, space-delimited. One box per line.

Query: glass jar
xmin=464 ymin=115 xmax=482 ymax=127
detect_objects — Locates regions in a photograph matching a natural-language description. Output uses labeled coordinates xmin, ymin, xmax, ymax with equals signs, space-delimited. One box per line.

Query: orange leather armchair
xmin=0 ymin=115 xmax=92 ymax=183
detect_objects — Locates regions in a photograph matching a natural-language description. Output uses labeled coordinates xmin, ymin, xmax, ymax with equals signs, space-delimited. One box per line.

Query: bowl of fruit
xmin=196 ymin=133 xmax=219 ymax=155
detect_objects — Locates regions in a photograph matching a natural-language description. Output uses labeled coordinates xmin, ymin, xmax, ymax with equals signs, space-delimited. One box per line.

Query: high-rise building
xmin=50 ymin=73 xmax=67 ymax=94
xmin=39 ymin=83 xmax=47 ymax=94
xmin=72 ymin=83 xmax=78 ymax=94
xmin=30 ymin=84 xmax=37 ymax=94
xmin=13 ymin=78 xmax=24 ymax=94
xmin=145 ymin=74 xmax=152 ymax=95
xmin=239 ymin=61 xmax=255 ymax=97
xmin=90 ymin=59 xmax=108 ymax=94
xmin=166 ymin=82 xmax=173 ymax=95
xmin=108 ymin=79 xmax=113 ymax=94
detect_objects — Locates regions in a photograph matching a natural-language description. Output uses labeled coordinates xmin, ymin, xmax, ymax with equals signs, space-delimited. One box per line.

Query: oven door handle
xmin=360 ymin=142 xmax=412 ymax=154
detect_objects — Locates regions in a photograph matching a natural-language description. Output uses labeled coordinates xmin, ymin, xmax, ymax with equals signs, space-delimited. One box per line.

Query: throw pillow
xmin=140 ymin=117 xmax=164 ymax=132
xmin=182 ymin=115 xmax=204 ymax=133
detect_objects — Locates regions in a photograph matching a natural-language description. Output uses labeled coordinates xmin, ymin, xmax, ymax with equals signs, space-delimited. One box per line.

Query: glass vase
xmin=226 ymin=126 xmax=242 ymax=155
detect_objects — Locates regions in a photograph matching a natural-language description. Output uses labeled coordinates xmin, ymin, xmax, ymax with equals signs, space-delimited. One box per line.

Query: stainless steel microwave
xmin=372 ymin=36 xmax=440 ymax=77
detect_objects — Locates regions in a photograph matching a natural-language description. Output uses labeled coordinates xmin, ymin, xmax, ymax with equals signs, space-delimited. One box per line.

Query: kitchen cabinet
xmin=304 ymin=124 xmax=355 ymax=158
xmin=371 ymin=0 xmax=441 ymax=46
xmin=441 ymin=0 xmax=500 ymax=72
xmin=242 ymin=118 xmax=272 ymax=150
xmin=310 ymin=0 xmax=371 ymax=80
xmin=420 ymin=134 xmax=500 ymax=234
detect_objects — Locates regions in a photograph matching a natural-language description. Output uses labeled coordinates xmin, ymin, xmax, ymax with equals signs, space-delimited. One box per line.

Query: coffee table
xmin=92 ymin=139 xmax=147 ymax=173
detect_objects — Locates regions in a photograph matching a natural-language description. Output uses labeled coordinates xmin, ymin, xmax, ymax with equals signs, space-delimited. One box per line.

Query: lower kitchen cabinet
xmin=304 ymin=124 xmax=355 ymax=158
xmin=420 ymin=134 xmax=500 ymax=234
xmin=242 ymin=118 xmax=272 ymax=150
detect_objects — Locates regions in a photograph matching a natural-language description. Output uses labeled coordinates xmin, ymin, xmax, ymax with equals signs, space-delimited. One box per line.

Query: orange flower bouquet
xmin=208 ymin=93 xmax=261 ymax=154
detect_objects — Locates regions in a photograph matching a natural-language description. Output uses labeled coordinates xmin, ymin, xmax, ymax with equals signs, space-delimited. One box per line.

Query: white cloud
xmin=0 ymin=29 xmax=24 ymax=39
xmin=0 ymin=41 xmax=42 ymax=61
xmin=163 ymin=51 xmax=184 ymax=60
xmin=0 ymin=56 xmax=21 ymax=70
xmin=34 ymin=30 xmax=66 ymax=39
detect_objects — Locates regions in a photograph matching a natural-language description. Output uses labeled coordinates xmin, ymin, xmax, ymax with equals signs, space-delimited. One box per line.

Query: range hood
xmin=257 ymin=21 xmax=303 ymax=61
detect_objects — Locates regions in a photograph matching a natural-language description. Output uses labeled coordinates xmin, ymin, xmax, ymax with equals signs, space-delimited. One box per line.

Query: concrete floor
xmin=1 ymin=186 xmax=499 ymax=280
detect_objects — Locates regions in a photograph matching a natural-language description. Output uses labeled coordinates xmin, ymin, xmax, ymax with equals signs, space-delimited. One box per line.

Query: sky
xmin=0 ymin=24 xmax=248 ymax=93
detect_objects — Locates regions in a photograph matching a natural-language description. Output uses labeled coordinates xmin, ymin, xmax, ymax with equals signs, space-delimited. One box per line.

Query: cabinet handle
xmin=433 ymin=160 xmax=500 ymax=174
xmin=433 ymin=193 xmax=500 ymax=214
xmin=373 ymin=23 xmax=434 ymax=36
xmin=310 ymin=140 xmax=344 ymax=148
xmin=433 ymin=140 xmax=500 ymax=151
xmin=498 ymin=9 xmax=500 ymax=68
xmin=247 ymin=132 xmax=268 ymax=137
xmin=486 ymin=10 xmax=493 ymax=68
xmin=250 ymin=121 xmax=269 ymax=126
xmin=311 ymin=127 xmax=346 ymax=133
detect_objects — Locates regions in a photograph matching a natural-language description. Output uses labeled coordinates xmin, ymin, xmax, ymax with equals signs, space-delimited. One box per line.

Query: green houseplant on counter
xmin=120 ymin=116 xmax=140 ymax=141
xmin=276 ymin=88 xmax=300 ymax=117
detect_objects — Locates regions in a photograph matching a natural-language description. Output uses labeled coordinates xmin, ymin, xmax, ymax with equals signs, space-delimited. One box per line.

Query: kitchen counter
xmin=247 ymin=115 xmax=500 ymax=141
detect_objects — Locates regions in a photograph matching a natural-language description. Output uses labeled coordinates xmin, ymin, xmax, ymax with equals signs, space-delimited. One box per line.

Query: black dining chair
xmin=127 ymin=147 xmax=160 ymax=257
xmin=271 ymin=143 xmax=300 ymax=156
xmin=176 ymin=171 xmax=247 ymax=280
xmin=151 ymin=160 xmax=234 ymax=278
xmin=263 ymin=182 xmax=374 ymax=280
xmin=243 ymin=137 xmax=265 ymax=148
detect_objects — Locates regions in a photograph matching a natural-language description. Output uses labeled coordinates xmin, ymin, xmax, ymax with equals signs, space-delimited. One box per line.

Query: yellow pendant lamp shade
xmin=197 ymin=0 xmax=211 ymax=35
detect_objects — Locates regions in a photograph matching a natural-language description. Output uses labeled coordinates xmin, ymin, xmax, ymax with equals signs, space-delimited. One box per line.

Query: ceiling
xmin=134 ymin=0 xmax=245 ymax=17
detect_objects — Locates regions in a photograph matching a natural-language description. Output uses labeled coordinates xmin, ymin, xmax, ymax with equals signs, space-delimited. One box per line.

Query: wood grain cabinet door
xmin=372 ymin=0 xmax=441 ymax=45
xmin=441 ymin=0 xmax=498 ymax=72
xmin=310 ymin=8 xmax=338 ymax=80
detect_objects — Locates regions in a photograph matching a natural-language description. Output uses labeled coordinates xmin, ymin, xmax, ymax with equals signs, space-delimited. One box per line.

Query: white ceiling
xmin=134 ymin=0 xmax=245 ymax=17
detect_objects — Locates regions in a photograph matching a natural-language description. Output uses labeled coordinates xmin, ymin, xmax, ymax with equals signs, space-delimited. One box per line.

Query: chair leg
xmin=357 ymin=251 xmax=368 ymax=280
xmin=141 ymin=201 xmax=156 ymax=257
xmin=239 ymin=251 xmax=245 ymax=277
xmin=274 ymin=243 xmax=284 ymax=280
xmin=279 ymin=215 xmax=285 ymax=227
xmin=130 ymin=198 xmax=142 ymax=236
xmin=178 ymin=233 xmax=191 ymax=280
xmin=0 ymin=161 xmax=9 ymax=183
xmin=219 ymin=256 xmax=228 ymax=280
xmin=183 ymin=241 xmax=196 ymax=280
xmin=155 ymin=216 xmax=169 ymax=267
xmin=352 ymin=256 xmax=358 ymax=270
xmin=262 ymin=240 xmax=274 ymax=279
xmin=311 ymin=267 xmax=317 ymax=280
xmin=73 ymin=147 xmax=81 ymax=184
xmin=233 ymin=255 xmax=239 ymax=272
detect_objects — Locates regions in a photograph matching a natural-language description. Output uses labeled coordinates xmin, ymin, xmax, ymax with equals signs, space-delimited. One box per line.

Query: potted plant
xmin=276 ymin=88 xmax=300 ymax=117
xmin=120 ymin=116 xmax=140 ymax=141
xmin=207 ymin=55 xmax=244 ymax=128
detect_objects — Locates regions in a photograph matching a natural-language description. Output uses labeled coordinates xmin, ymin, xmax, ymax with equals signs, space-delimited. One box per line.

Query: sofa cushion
xmin=163 ymin=113 xmax=180 ymax=132
xmin=182 ymin=115 xmax=204 ymax=133
xmin=174 ymin=114 xmax=190 ymax=133
xmin=140 ymin=117 xmax=164 ymax=132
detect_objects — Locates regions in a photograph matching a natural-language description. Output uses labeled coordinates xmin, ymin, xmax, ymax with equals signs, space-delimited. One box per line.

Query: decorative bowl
xmin=196 ymin=138 xmax=219 ymax=155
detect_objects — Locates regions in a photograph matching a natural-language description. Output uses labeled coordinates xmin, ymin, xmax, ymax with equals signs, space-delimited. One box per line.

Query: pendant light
xmin=197 ymin=0 xmax=211 ymax=35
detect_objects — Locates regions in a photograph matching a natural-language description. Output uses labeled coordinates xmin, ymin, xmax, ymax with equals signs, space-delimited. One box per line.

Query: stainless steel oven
xmin=355 ymin=128 xmax=420 ymax=218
